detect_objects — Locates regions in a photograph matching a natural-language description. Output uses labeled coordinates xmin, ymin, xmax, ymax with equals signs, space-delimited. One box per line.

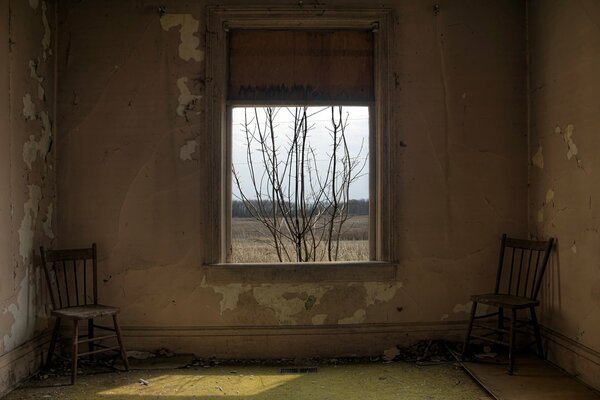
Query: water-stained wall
xmin=54 ymin=0 xmax=528 ymax=360
xmin=529 ymin=0 xmax=600 ymax=389
xmin=0 ymin=0 xmax=56 ymax=395
xmin=54 ymin=0 xmax=527 ymax=358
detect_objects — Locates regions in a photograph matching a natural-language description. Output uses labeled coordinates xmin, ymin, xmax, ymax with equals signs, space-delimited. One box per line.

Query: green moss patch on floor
xmin=5 ymin=362 xmax=491 ymax=399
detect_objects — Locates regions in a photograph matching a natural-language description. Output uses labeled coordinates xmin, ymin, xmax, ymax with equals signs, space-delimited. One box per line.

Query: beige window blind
xmin=228 ymin=30 xmax=374 ymax=102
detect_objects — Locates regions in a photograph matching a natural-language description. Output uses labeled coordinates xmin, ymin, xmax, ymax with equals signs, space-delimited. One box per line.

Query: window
xmin=206 ymin=7 xmax=393 ymax=265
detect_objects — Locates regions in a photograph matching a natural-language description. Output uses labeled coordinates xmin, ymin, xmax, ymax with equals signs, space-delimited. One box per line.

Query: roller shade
xmin=228 ymin=30 xmax=374 ymax=102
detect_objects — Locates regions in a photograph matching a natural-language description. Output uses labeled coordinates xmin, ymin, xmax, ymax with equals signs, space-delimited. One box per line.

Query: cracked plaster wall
xmin=528 ymin=0 xmax=600 ymax=389
xmin=0 ymin=0 xmax=56 ymax=396
xmin=55 ymin=0 xmax=527 ymax=358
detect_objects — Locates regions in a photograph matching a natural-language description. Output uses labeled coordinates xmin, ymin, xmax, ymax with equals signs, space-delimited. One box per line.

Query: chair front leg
xmin=508 ymin=308 xmax=517 ymax=375
xmin=112 ymin=315 xmax=129 ymax=371
xmin=71 ymin=320 xmax=79 ymax=385
xmin=88 ymin=319 xmax=94 ymax=362
xmin=497 ymin=307 xmax=504 ymax=344
xmin=462 ymin=301 xmax=478 ymax=357
xmin=530 ymin=306 xmax=544 ymax=359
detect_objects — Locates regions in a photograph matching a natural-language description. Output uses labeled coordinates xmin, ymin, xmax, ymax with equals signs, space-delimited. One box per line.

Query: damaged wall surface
xmin=55 ymin=0 xmax=527 ymax=359
xmin=529 ymin=0 xmax=600 ymax=389
xmin=0 ymin=0 xmax=57 ymax=396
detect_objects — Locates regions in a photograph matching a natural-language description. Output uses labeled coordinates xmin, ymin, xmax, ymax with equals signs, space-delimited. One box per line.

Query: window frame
xmin=206 ymin=6 xmax=394 ymax=265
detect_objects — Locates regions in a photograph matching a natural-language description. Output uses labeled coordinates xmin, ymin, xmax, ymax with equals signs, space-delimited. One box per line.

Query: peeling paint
xmin=311 ymin=314 xmax=328 ymax=325
xmin=537 ymin=208 xmax=544 ymax=223
xmin=43 ymin=203 xmax=54 ymax=239
xmin=176 ymin=77 xmax=201 ymax=117
xmin=441 ymin=314 xmax=449 ymax=321
xmin=179 ymin=139 xmax=198 ymax=161
xmin=28 ymin=59 xmax=45 ymax=101
xmin=41 ymin=1 xmax=51 ymax=60
xmin=571 ymin=242 xmax=577 ymax=254
xmin=253 ymin=284 xmax=331 ymax=325
xmin=199 ymin=277 xmax=251 ymax=315
xmin=545 ymin=189 xmax=554 ymax=205
xmin=532 ymin=145 xmax=544 ymax=168
xmin=22 ymin=94 xmax=36 ymax=120
xmin=563 ymin=124 xmax=578 ymax=160
xmin=160 ymin=14 xmax=203 ymax=62
xmin=3 ymin=268 xmax=45 ymax=352
xmin=17 ymin=185 xmax=42 ymax=262
xmin=22 ymin=111 xmax=52 ymax=170
xmin=363 ymin=282 xmax=401 ymax=306
xmin=338 ymin=309 xmax=366 ymax=324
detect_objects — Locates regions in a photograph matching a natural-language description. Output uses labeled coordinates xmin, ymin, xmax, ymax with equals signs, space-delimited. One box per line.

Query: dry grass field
xmin=231 ymin=215 xmax=369 ymax=263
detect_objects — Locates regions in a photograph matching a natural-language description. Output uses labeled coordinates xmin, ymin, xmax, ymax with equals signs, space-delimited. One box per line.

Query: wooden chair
xmin=462 ymin=234 xmax=554 ymax=374
xmin=40 ymin=243 xmax=129 ymax=384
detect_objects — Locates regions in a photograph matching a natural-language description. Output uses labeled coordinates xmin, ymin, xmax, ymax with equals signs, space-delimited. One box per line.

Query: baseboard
xmin=541 ymin=325 xmax=600 ymax=392
xmin=121 ymin=321 xmax=467 ymax=358
xmin=0 ymin=332 xmax=51 ymax=397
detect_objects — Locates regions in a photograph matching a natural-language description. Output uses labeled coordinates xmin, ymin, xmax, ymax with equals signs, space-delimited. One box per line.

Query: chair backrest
xmin=40 ymin=244 xmax=98 ymax=309
xmin=494 ymin=234 xmax=554 ymax=300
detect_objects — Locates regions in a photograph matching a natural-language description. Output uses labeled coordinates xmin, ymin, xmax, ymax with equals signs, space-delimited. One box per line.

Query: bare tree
xmin=232 ymin=106 xmax=366 ymax=262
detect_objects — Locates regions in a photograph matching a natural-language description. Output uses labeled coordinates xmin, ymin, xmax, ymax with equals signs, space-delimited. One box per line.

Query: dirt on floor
xmin=6 ymin=360 xmax=492 ymax=400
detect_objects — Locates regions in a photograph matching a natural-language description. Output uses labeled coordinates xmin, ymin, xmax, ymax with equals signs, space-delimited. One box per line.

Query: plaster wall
xmin=0 ymin=0 xmax=56 ymax=395
xmin=55 ymin=0 xmax=527 ymax=358
xmin=528 ymin=0 xmax=600 ymax=390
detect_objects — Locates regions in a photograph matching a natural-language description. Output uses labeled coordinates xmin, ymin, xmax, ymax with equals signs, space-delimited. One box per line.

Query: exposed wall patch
xmin=41 ymin=1 xmax=51 ymax=59
xmin=22 ymin=94 xmax=36 ymax=120
xmin=160 ymin=14 xmax=203 ymax=62
xmin=363 ymin=282 xmax=401 ymax=306
xmin=17 ymin=185 xmax=43 ymax=262
xmin=545 ymin=189 xmax=554 ymax=205
xmin=338 ymin=309 xmax=366 ymax=324
xmin=176 ymin=77 xmax=201 ymax=117
xmin=28 ymin=59 xmax=45 ymax=100
xmin=531 ymin=145 xmax=544 ymax=168
xmin=311 ymin=314 xmax=327 ymax=325
xmin=179 ymin=139 xmax=198 ymax=161
xmin=43 ymin=203 xmax=54 ymax=239
xmin=29 ymin=0 xmax=39 ymax=9
xmin=537 ymin=208 xmax=544 ymax=223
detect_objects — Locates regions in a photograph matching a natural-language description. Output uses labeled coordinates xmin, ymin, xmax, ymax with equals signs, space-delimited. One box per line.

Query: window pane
xmin=231 ymin=106 xmax=369 ymax=263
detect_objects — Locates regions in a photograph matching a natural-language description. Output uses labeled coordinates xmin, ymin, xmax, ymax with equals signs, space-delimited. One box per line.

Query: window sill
xmin=202 ymin=261 xmax=399 ymax=284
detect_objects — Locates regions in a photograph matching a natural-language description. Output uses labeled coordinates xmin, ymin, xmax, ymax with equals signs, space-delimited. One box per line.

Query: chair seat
xmin=471 ymin=293 xmax=539 ymax=309
xmin=52 ymin=304 xmax=120 ymax=319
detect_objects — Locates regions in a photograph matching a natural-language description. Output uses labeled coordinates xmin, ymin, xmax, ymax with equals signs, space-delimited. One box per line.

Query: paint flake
xmin=531 ymin=145 xmax=544 ymax=169
xmin=338 ymin=309 xmax=366 ymax=324
xmin=545 ymin=189 xmax=555 ymax=205
xmin=176 ymin=77 xmax=201 ymax=117
xmin=179 ymin=140 xmax=198 ymax=161
xmin=22 ymin=94 xmax=36 ymax=120
xmin=160 ymin=14 xmax=204 ymax=62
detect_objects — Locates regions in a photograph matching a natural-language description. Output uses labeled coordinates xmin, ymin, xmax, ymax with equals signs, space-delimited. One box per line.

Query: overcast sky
xmin=232 ymin=106 xmax=370 ymax=201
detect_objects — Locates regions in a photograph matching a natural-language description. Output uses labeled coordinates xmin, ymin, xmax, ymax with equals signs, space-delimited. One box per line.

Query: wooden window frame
xmin=206 ymin=6 xmax=394 ymax=265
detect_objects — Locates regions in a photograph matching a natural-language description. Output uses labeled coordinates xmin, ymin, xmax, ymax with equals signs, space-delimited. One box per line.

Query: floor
xmin=5 ymin=361 xmax=492 ymax=400
xmin=460 ymin=355 xmax=600 ymax=400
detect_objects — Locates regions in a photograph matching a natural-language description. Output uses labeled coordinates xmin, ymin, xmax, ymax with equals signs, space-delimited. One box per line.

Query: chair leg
xmin=530 ymin=306 xmax=544 ymax=359
xmin=46 ymin=317 xmax=61 ymax=367
xmin=88 ymin=319 xmax=94 ymax=362
xmin=462 ymin=301 xmax=478 ymax=357
xmin=112 ymin=315 xmax=129 ymax=371
xmin=508 ymin=308 xmax=517 ymax=375
xmin=71 ymin=320 xmax=79 ymax=385
xmin=497 ymin=307 xmax=504 ymax=344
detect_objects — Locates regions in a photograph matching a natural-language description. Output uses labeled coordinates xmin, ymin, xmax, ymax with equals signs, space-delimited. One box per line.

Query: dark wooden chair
xmin=40 ymin=243 xmax=129 ymax=384
xmin=462 ymin=234 xmax=554 ymax=374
